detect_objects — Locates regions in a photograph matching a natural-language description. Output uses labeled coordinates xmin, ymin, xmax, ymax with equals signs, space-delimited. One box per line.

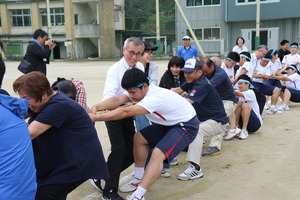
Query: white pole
xmin=156 ymin=0 xmax=161 ymax=57
xmin=174 ymin=0 xmax=205 ymax=57
xmin=46 ymin=0 xmax=52 ymax=38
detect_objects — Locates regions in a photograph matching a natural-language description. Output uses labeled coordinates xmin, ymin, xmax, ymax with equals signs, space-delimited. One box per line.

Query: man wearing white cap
xmin=176 ymin=36 xmax=200 ymax=61
xmin=172 ymin=58 xmax=228 ymax=181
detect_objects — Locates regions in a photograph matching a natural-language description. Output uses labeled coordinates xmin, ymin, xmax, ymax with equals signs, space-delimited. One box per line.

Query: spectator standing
xmin=24 ymin=29 xmax=56 ymax=75
xmin=232 ymin=37 xmax=248 ymax=54
xmin=282 ymin=42 xmax=300 ymax=71
xmin=176 ymin=36 xmax=200 ymax=61
xmin=277 ymin=39 xmax=290 ymax=62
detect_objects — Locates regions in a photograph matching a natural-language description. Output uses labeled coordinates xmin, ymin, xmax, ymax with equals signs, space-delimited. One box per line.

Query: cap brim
xmin=181 ymin=68 xmax=194 ymax=72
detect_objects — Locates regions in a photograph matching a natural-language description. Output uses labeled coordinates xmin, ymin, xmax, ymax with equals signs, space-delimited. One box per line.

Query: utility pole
xmin=156 ymin=0 xmax=161 ymax=58
xmin=255 ymin=0 xmax=260 ymax=49
xmin=46 ymin=0 xmax=54 ymax=60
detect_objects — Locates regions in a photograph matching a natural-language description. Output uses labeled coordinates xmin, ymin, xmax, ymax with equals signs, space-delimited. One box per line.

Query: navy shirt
xmin=181 ymin=75 xmax=228 ymax=124
xmin=31 ymin=92 xmax=109 ymax=187
xmin=206 ymin=66 xmax=237 ymax=103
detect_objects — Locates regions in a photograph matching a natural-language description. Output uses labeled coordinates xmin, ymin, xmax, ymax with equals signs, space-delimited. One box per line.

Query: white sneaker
xmin=119 ymin=176 xmax=142 ymax=193
xmin=264 ymin=104 xmax=270 ymax=110
xmin=177 ymin=164 xmax=204 ymax=181
xmin=160 ymin=170 xmax=171 ymax=178
xmin=239 ymin=130 xmax=249 ymax=140
xmin=277 ymin=104 xmax=289 ymax=111
xmin=235 ymin=127 xmax=242 ymax=136
xmin=224 ymin=129 xmax=237 ymax=140
xmin=127 ymin=195 xmax=145 ymax=200
xmin=170 ymin=157 xmax=178 ymax=166
xmin=223 ymin=130 xmax=229 ymax=139
xmin=267 ymin=108 xmax=282 ymax=115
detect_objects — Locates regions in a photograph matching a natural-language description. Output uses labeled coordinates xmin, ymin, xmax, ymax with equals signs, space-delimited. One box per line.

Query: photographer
xmin=24 ymin=29 xmax=56 ymax=75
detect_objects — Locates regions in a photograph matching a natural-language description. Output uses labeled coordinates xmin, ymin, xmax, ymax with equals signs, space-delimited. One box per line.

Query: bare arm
xmin=233 ymin=68 xmax=247 ymax=84
xmin=271 ymin=74 xmax=292 ymax=81
xmin=234 ymin=90 xmax=244 ymax=98
xmin=28 ymin=121 xmax=52 ymax=139
xmin=171 ymin=87 xmax=184 ymax=94
xmin=89 ymin=104 xmax=149 ymax=122
xmin=89 ymin=94 xmax=130 ymax=114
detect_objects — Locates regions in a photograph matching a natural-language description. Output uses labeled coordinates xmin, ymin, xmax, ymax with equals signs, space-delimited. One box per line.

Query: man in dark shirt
xmin=25 ymin=29 xmax=56 ymax=75
xmin=172 ymin=59 xmax=228 ymax=181
xmin=277 ymin=39 xmax=290 ymax=62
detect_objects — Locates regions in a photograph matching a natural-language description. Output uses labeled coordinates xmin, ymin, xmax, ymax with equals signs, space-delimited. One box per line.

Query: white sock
xmin=282 ymin=104 xmax=287 ymax=107
xmin=134 ymin=167 xmax=144 ymax=180
xmin=132 ymin=185 xmax=147 ymax=199
xmin=270 ymin=105 xmax=276 ymax=110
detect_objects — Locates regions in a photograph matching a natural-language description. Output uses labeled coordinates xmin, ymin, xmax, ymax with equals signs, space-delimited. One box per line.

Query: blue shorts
xmin=139 ymin=116 xmax=199 ymax=162
xmin=263 ymin=79 xmax=282 ymax=88
xmin=252 ymin=82 xmax=277 ymax=96
xmin=282 ymin=86 xmax=300 ymax=102
xmin=239 ymin=110 xmax=261 ymax=132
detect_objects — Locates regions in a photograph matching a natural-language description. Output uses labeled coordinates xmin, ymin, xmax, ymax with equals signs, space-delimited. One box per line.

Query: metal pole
xmin=255 ymin=0 xmax=260 ymax=49
xmin=174 ymin=0 xmax=205 ymax=57
xmin=46 ymin=0 xmax=54 ymax=60
xmin=156 ymin=0 xmax=161 ymax=58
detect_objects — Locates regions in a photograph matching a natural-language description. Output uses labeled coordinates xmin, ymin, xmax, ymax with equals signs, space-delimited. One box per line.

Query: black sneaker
xmin=202 ymin=146 xmax=220 ymax=156
xmin=102 ymin=188 xmax=125 ymax=200
xmin=89 ymin=179 xmax=103 ymax=192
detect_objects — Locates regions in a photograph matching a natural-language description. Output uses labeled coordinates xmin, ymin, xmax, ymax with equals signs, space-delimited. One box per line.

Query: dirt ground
xmin=2 ymin=60 xmax=300 ymax=200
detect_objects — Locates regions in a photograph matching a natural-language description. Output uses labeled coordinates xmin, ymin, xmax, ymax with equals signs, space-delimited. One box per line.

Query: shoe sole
xmin=202 ymin=151 xmax=220 ymax=156
xmin=177 ymin=174 xmax=204 ymax=181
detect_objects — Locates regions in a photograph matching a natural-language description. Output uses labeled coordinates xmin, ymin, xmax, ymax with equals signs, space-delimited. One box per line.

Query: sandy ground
xmin=2 ymin=60 xmax=300 ymax=200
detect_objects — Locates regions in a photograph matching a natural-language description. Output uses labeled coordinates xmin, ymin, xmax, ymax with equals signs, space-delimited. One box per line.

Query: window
xmin=74 ymin=14 xmax=78 ymax=25
xmin=186 ymin=0 xmax=220 ymax=6
xmin=11 ymin=9 xmax=31 ymax=27
xmin=41 ymin=8 xmax=64 ymax=26
xmin=236 ymin=0 xmax=278 ymax=5
xmin=186 ymin=27 xmax=220 ymax=40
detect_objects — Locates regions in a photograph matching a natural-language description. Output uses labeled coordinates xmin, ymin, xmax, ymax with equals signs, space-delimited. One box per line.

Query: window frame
xmin=186 ymin=27 xmax=221 ymax=41
xmin=11 ymin=9 xmax=31 ymax=27
xmin=41 ymin=7 xmax=65 ymax=26
xmin=236 ymin=0 xmax=280 ymax=5
xmin=186 ymin=0 xmax=220 ymax=7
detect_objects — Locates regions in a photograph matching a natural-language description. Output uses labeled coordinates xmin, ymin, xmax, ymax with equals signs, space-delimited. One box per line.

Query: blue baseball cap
xmin=181 ymin=59 xmax=202 ymax=72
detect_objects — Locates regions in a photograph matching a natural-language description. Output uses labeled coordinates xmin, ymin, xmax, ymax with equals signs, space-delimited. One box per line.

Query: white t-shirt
xmin=282 ymin=53 xmax=300 ymax=70
xmin=133 ymin=84 xmax=196 ymax=126
xmin=285 ymin=73 xmax=300 ymax=90
xmin=232 ymin=45 xmax=248 ymax=54
xmin=221 ymin=62 xmax=234 ymax=77
xmin=252 ymin=64 xmax=271 ymax=83
xmin=238 ymin=90 xmax=263 ymax=125
xmin=102 ymin=57 xmax=144 ymax=101
xmin=267 ymin=58 xmax=282 ymax=75
xmin=234 ymin=61 xmax=254 ymax=89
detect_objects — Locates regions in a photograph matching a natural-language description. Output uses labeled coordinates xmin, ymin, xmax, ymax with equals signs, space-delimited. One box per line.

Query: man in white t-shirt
xmin=282 ymin=42 xmax=300 ymax=71
xmin=89 ymin=68 xmax=199 ymax=200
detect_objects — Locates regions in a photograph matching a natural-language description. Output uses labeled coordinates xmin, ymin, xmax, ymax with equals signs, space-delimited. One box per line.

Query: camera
xmin=46 ymin=37 xmax=58 ymax=44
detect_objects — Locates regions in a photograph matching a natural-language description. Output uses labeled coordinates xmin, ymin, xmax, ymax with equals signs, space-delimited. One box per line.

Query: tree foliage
xmin=124 ymin=0 xmax=175 ymax=36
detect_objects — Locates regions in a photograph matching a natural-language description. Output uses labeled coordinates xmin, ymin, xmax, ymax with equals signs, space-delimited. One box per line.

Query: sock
xmin=270 ymin=105 xmax=276 ymax=110
xmin=132 ymin=185 xmax=147 ymax=199
xmin=282 ymin=104 xmax=287 ymax=108
xmin=134 ymin=167 xmax=144 ymax=180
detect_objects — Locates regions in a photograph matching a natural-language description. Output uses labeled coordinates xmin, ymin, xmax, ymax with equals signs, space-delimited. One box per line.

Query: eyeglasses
xmin=126 ymin=48 xmax=142 ymax=57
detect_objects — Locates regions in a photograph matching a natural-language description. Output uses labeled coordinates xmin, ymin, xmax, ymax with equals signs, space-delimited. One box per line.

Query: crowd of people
xmin=1 ymin=30 xmax=300 ymax=200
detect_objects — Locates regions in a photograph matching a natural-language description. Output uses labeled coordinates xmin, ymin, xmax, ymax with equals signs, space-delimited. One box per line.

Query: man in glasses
xmin=90 ymin=37 xmax=145 ymax=200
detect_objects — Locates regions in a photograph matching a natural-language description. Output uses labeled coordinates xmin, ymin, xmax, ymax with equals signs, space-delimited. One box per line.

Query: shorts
xmin=282 ymin=86 xmax=300 ymax=102
xmin=139 ymin=116 xmax=199 ymax=162
xmin=263 ymin=79 xmax=282 ymax=88
xmin=239 ymin=110 xmax=261 ymax=132
xmin=252 ymin=82 xmax=277 ymax=96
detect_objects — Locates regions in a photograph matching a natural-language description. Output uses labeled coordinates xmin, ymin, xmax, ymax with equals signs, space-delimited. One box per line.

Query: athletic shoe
xmin=277 ymin=104 xmax=289 ymax=111
xmin=224 ymin=129 xmax=238 ymax=140
xmin=267 ymin=108 xmax=282 ymax=115
xmin=119 ymin=176 xmax=142 ymax=193
xmin=235 ymin=127 xmax=242 ymax=135
xmin=223 ymin=130 xmax=229 ymax=139
xmin=170 ymin=157 xmax=178 ymax=166
xmin=102 ymin=188 xmax=124 ymax=200
xmin=239 ymin=130 xmax=249 ymax=140
xmin=264 ymin=104 xmax=270 ymax=110
xmin=177 ymin=164 xmax=204 ymax=181
xmin=126 ymin=195 xmax=145 ymax=200
xmin=160 ymin=170 xmax=171 ymax=178
xmin=202 ymin=146 xmax=220 ymax=156
xmin=90 ymin=179 xmax=103 ymax=192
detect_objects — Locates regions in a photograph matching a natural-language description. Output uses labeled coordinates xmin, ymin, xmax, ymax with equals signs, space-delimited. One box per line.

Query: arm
xmin=89 ymin=104 xmax=149 ymax=122
xmin=271 ymin=74 xmax=292 ymax=81
xmin=171 ymin=87 xmax=184 ymax=95
xmin=234 ymin=90 xmax=244 ymax=98
xmin=28 ymin=121 xmax=52 ymax=139
xmin=89 ymin=94 xmax=130 ymax=114
xmin=233 ymin=68 xmax=247 ymax=84
xmin=252 ymin=73 xmax=270 ymax=80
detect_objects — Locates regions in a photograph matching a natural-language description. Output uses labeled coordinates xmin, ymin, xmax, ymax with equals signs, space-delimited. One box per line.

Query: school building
xmin=0 ymin=0 xmax=125 ymax=60
xmin=176 ymin=0 xmax=300 ymax=56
